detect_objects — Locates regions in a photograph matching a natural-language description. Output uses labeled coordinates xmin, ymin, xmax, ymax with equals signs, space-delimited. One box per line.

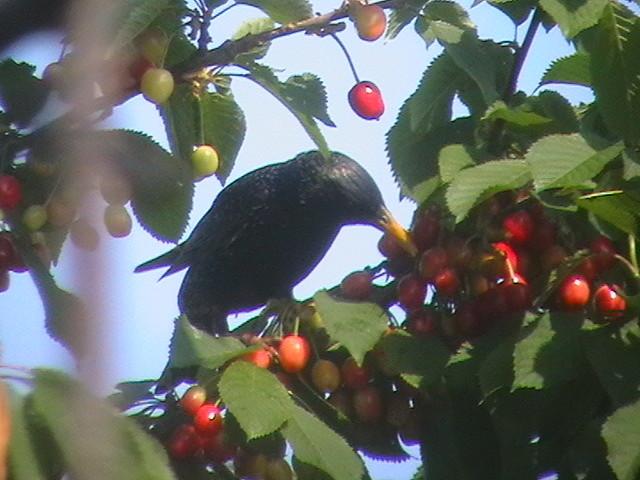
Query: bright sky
xmin=0 ymin=1 xmax=590 ymax=477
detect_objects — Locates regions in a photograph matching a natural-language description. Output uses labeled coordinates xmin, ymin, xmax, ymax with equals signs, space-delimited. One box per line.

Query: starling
xmin=135 ymin=151 xmax=415 ymax=334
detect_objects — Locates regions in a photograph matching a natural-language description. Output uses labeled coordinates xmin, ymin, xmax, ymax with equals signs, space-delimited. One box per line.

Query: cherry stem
xmin=628 ymin=234 xmax=638 ymax=273
xmin=330 ymin=33 xmax=360 ymax=83
xmin=613 ymin=253 xmax=640 ymax=293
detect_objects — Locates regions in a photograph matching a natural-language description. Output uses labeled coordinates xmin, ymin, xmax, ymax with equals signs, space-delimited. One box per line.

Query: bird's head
xmin=307 ymin=151 xmax=417 ymax=256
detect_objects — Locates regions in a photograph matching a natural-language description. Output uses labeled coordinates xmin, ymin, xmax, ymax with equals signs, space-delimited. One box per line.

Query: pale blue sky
xmin=1 ymin=1 xmax=589 ymax=477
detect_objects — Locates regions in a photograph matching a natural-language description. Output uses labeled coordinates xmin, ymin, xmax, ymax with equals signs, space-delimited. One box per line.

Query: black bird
xmin=135 ymin=151 xmax=415 ymax=334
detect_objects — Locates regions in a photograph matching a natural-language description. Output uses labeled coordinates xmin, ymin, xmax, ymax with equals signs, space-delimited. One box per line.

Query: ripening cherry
xmin=340 ymin=270 xmax=374 ymax=300
xmin=243 ymin=348 xmax=272 ymax=369
xmin=140 ymin=67 xmax=174 ymax=104
xmin=406 ymin=308 xmax=437 ymax=337
xmin=47 ymin=197 xmax=76 ymax=227
xmin=22 ymin=204 xmax=48 ymax=231
xmin=180 ymin=385 xmax=207 ymax=416
xmin=100 ymin=174 xmax=132 ymax=205
xmin=278 ymin=335 xmax=311 ymax=373
xmin=311 ymin=359 xmax=341 ymax=394
xmin=446 ymin=237 xmax=473 ymax=269
xmin=167 ymin=424 xmax=201 ymax=460
xmin=193 ymin=403 xmax=223 ymax=436
xmin=0 ymin=175 xmax=22 ymax=210
xmin=378 ymin=232 xmax=406 ymax=260
xmin=264 ymin=458 xmax=294 ymax=480
xmin=590 ymin=235 xmax=616 ymax=272
xmin=353 ymin=385 xmax=384 ymax=423
xmin=433 ymin=267 xmax=460 ymax=297
xmin=594 ymin=284 xmax=626 ymax=320
xmin=558 ymin=274 xmax=591 ymax=311
xmin=192 ymin=145 xmax=220 ymax=180
xmin=234 ymin=451 xmax=269 ymax=480
xmin=419 ymin=246 xmax=448 ymax=281
xmin=397 ymin=274 xmax=427 ymax=311
xmin=353 ymin=4 xmax=387 ymax=41
xmin=502 ymin=210 xmax=534 ymax=245
xmin=412 ymin=209 xmax=440 ymax=251
xmin=341 ymin=357 xmax=371 ymax=390
xmin=104 ymin=205 xmax=132 ymax=238
xmin=348 ymin=81 xmax=384 ymax=120
xmin=328 ymin=390 xmax=353 ymax=417
xmin=453 ymin=303 xmax=485 ymax=338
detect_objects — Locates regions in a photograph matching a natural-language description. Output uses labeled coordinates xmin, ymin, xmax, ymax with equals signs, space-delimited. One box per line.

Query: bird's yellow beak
xmin=377 ymin=207 xmax=418 ymax=257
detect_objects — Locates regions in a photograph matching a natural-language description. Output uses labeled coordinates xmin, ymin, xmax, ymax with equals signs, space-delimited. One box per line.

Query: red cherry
xmin=278 ymin=335 xmax=311 ymax=373
xmin=412 ymin=211 xmax=440 ymax=251
xmin=558 ymin=274 xmax=591 ymax=311
xmin=475 ymin=287 xmax=509 ymax=321
xmin=341 ymin=357 xmax=371 ymax=390
xmin=446 ymin=237 xmax=473 ymax=269
xmin=433 ymin=268 xmax=460 ymax=297
xmin=529 ymin=220 xmax=556 ymax=251
xmin=353 ymin=385 xmax=383 ymax=423
xmin=502 ymin=210 xmax=534 ymax=245
xmin=202 ymin=431 xmax=236 ymax=463
xmin=577 ymin=257 xmax=598 ymax=282
xmin=590 ymin=236 xmax=616 ymax=272
xmin=594 ymin=284 xmax=626 ymax=320
xmin=397 ymin=274 xmax=427 ymax=311
xmin=501 ymin=274 xmax=532 ymax=312
xmin=180 ymin=385 xmax=207 ymax=416
xmin=406 ymin=309 xmax=437 ymax=337
xmin=419 ymin=246 xmax=448 ymax=280
xmin=0 ymin=175 xmax=22 ymax=210
xmin=453 ymin=304 xmax=485 ymax=338
xmin=492 ymin=242 xmax=519 ymax=272
xmin=378 ymin=232 xmax=406 ymax=260
xmin=340 ymin=270 xmax=374 ymax=300
xmin=193 ymin=403 xmax=223 ymax=436
xmin=167 ymin=424 xmax=201 ymax=459
xmin=243 ymin=348 xmax=272 ymax=369
xmin=348 ymin=81 xmax=385 ymax=120
xmin=541 ymin=244 xmax=567 ymax=272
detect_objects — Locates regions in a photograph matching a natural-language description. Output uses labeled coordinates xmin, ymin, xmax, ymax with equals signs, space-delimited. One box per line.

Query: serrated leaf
xmin=405 ymin=177 xmax=441 ymax=204
xmin=7 ymin=390 xmax=46 ymax=480
xmin=377 ymin=330 xmax=450 ymax=389
xmin=244 ymin=64 xmax=329 ymax=157
xmin=0 ymin=60 xmax=48 ymax=127
xmin=483 ymin=100 xmax=552 ymax=127
xmin=219 ymin=361 xmax=294 ymax=439
xmin=438 ymin=144 xmax=475 ymax=183
xmin=601 ymin=399 xmax=640 ymax=480
xmin=576 ymin=192 xmax=639 ymax=235
xmin=91 ymin=130 xmax=193 ymax=242
xmin=512 ymin=311 xmax=584 ymax=390
xmin=169 ymin=316 xmax=249 ymax=369
xmin=30 ymin=369 xmax=175 ymax=480
xmin=580 ymin=3 xmax=640 ymax=143
xmin=445 ymin=159 xmax=531 ymax=221
xmin=111 ymin=0 xmax=171 ymax=50
xmin=526 ymin=134 xmax=623 ymax=192
xmin=109 ymin=380 xmax=157 ymax=411
xmin=235 ymin=0 xmax=312 ymax=24
xmin=540 ymin=0 xmax=607 ymax=37
xmin=386 ymin=0 xmax=429 ymax=39
xmin=540 ymin=52 xmax=592 ymax=87
xmin=232 ymin=17 xmax=276 ymax=63
xmin=313 ymin=291 xmax=388 ymax=366
xmin=160 ymin=85 xmax=246 ymax=185
xmin=478 ymin=338 xmax=515 ymax=397
xmin=282 ymin=74 xmax=335 ymax=127
xmin=283 ymin=404 xmax=364 ymax=480
xmin=489 ymin=0 xmax=536 ymax=25
xmin=415 ymin=1 xmax=475 ymax=47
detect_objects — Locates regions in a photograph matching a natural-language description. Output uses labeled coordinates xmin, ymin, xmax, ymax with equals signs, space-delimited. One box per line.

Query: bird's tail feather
xmin=134 ymin=248 xmax=181 ymax=275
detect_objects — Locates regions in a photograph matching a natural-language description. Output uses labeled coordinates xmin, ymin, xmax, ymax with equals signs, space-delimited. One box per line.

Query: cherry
xmin=328 ymin=390 xmax=353 ymax=417
xmin=502 ymin=210 xmax=534 ymax=245
xmin=475 ymin=287 xmax=509 ymax=321
xmin=311 ymin=359 xmax=341 ymax=394
xmin=234 ymin=451 xmax=268 ymax=479
xmin=47 ymin=197 xmax=76 ymax=227
xmin=492 ymin=242 xmax=519 ymax=272
xmin=0 ymin=175 xmax=22 ymax=210
xmin=590 ymin=235 xmax=616 ymax=272
xmin=412 ymin=210 xmax=440 ymax=251
xmin=541 ymin=245 xmax=567 ymax=272
xmin=558 ymin=274 xmax=591 ymax=311
xmin=22 ymin=205 xmax=48 ymax=231
xmin=529 ymin=219 xmax=556 ymax=251
xmin=193 ymin=403 xmax=223 ymax=436
xmin=167 ymin=424 xmax=201 ymax=459
xmin=104 ymin=205 xmax=132 ymax=238
xmin=397 ymin=274 xmax=427 ymax=311
xmin=419 ymin=246 xmax=448 ymax=280
xmin=453 ymin=303 xmax=485 ymax=338
xmin=353 ymin=385 xmax=383 ymax=423
xmin=137 ymin=28 xmax=168 ymax=64
xmin=378 ymin=232 xmax=406 ymax=260
xmin=348 ymin=81 xmax=384 ymax=120
xmin=100 ymin=174 xmax=132 ymax=205
xmin=470 ymin=274 xmax=490 ymax=296
xmin=353 ymin=4 xmax=387 ymax=41
xmin=0 ymin=269 xmax=8 ymax=293
xmin=70 ymin=219 xmax=100 ymax=251
xmin=340 ymin=270 xmax=374 ymax=300
xmin=594 ymin=284 xmax=626 ymax=320
xmin=180 ymin=385 xmax=207 ymax=416
xmin=140 ymin=67 xmax=174 ymax=104
xmin=128 ymin=56 xmax=154 ymax=86
xmin=406 ymin=308 xmax=437 ymax=337
xmin=278 ymin=335 xmax=311 ymax=373
xmin=264 ymin=458 xmax=294 ymax=480
xmin=501 ymin=274 xmax=532 ymax=312
xmin=446 ymin=237 xmax=473 ymax=269
xmin=0 ymin=234 xmax=18 ymax=271
xmin=385 ymin=393 xmax=411 ymax=427
xmin=243 ymin=348 xmax=272 ymax=369
xmin=192 ymin=145 xmax=220 ymax=180
xmin=202 ymin=431 xmax=236 ymax=463
xmin=341 ymin=357 xmax=371 ymax=390
xmin=433 ymin=268 xmax=460 ymax=297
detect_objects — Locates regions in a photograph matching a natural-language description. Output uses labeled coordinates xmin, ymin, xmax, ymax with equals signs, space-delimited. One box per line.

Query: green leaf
xmin=235 ymin=0 xmax=312 ymax=24
xmin=30 ymin=369 xmax=176 ymax=480
xmin=438 ymin=144 xmax=476 ymax=183
xmin=526 ymin=134 xmax=623 ymax=192
xmin=8 ymin=390 xmax=47 ymax=480
xmin=601 ymin=399 xmax=640 ymax=480
xmin=415 ymin=0 xmax=476 ymax=48
xmin=91 ymin=130 xmax=193 ymax=242
xmin=483 ymin=100 xmax=552 ymax=127
xmin=282 ymin=74 xmax=335 ymax=127
xmin=232 ymin=17 xmax=276 ymax=63
xmin=580 ymin=3 xmax=640 ymax=143
xmin=386 ymin=0 xmax=429 ymax=39
xmin=160 ymin=85 xmax=246 ymax=185
xmin=244 ymin=64 xmax=330 ymax=157
xmin=377 ymin=330 xmax=450 ymax=389
xmin=219 ymin=361 xmax=294 ymax=439
xmin=111 ymin=0 xmax=172 ymax=50
xmin=445 ymin=159 xmax=531 ymax=221
xmin=168 ymin=316 xmax=249 ymax=369
xmin=283 ymin=405 xmax=364 ymax=480
xmin=539 ymin=0 xmax=607 ymax=37
xmin=576 ymin=192 xmax=639 ymax=235
xmin=405 ymin=177 xmax=441 ymax=204
xmin=540 ymin=52 xmax=592 ymax=87
xmin=313 ymin=291 xmax=388 ymax=366
xmin=109 ymin=380 xmax=156 ymax=410
xmin=489 ymin=0 xmax=536 ymax=25
xmin=478 ymin=338 xmax=515 ymax=397
xmin=0 ymin=60 xmax=48 ymax=127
